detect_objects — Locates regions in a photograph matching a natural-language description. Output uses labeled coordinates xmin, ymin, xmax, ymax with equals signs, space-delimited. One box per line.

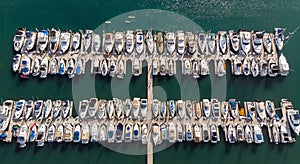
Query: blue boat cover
xmin=0 ymin=134 xmax=7 ymax=139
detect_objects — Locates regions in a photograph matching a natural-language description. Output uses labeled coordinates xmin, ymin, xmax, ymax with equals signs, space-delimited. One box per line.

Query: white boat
xmin=53 ymin=100 xmax=62 ymax=119
xmin=133 ymin=58 xmax=140 ymax=76
xmin=251 ymin=58 xmax=259 ymax=77
xmin=211 ymin=124 xmax=218 ymax=143
xmin=195 ymin=102 xmax=201 ymax=119
xmin=49 ymin=57 xmax=58 ymax=75
xmin=79 ymin=100 xmax=88 ymax=119
xmin=177 ymin=100 xmax=185 ymax=120
xmin=114 ymin=99 xmax=123 ymax=119
xmin=160 ymin=58 xmax=166 ymax=76
xmin=200 ymin=59 xmax=209 ymax=75
xmin=17 ymin=124 xmax=28 ymax=148
xmin=274 ymin=28 xmax=285 ymax=51
xmin=124 ymin=99 xmax=131 ymax=118
xmin=39 ymin=56 xmax=49 ymax=78
xmin=141 ymin=123 xmax=148 ymax=144
xmin=124 ymin=123 xmax=132 ymax=143
xmin=24 ymin=100 xmax=33 ymax=120
xmin=58 ymin=57 xmax=67 ymax=75
xmin=160 ymin=101 xmax=167 ymax=118
xmin=265 ymin=100 xmax=275 ymax=119
xmin=245 ymin=124 xmax=253 ymax=143
xmin=99 ymin=124 xmax=107 ymax=142
xmin=117 ymin=59 xmax=125 ymax=78
xmin=55 ymin=124 xmax=63 ymax=143
xmin=253 ymin=124 xmax=264 ymax=144
xmin=229 ymin=99 xmax=238 ymax=119
xmin=109 ymin=58 xmax=117 ymax=77
xmin=140 ymin=99 xmax=147 ymax=119
xmin=252 ymin=31 xmax=263 ymax=54
xmin=218 ymin=31 xmax=227 ymax=54
xmin=49 ymin=28 xmax=61 ymax=54
xmin=186 ymin=123 xmax=193 ymax=141
xmin=202 ymin=123 xmax=210 ymax=143
xmin=160 ymin=123 xmax=167 ymax=140
xmin=145 ymin=30 xmax=154 ymax=54
xmin=31 ymin=57 xmax=41 ymax=77
xmin=227 ymin=124 xmax=236 ymax=143
xmin=156 ymin=32 xmax=164 ymax=54
xmin=114 ymin=32 xmax=124 ymax=54
xmin=106 ymin=100 xmax=115 ymax=119
xmin=36 ymin=124 xmax=46 ymax=147
xmin=116 ymin=123 xmax=123 ymax=143
xmin=90 ymin=123 xmax=99 ymax=142
xmin=43 ymin=99 xmax=52 ymax=119
xmin=229 ymin=31 xmax=240 ymax=53
xmin=186 ymin=100 xmax=193 ymax=118
xmin=259 ymin=58 xmax=268 ymax=77
xmin=202 ymin=99 xmax=211 ymax=118
xmin=12 ymin=54 xmax=21 ymax=72
xmin=177 ymin=123 xmax=183 ymax=142
xmin=217 ymin=59 xmax=226 ymax=77
xmin=14 ymin=100 xmax=26 ymax=120
xmin=125 ymin=30 xmax=134 ymax=54
xmin=236 ymin=124 xmax=243 ymax=142
xmin=186 ymin=32 xmax=196 ymax=54
xmin=279 ymin=53 xmax=289 ymax=76
xmin=207 ymin=33 xmax=216 ymax=53
xmin=263 ymin=33 xmax=272 ymax=54
xmin=37 ymin=29 xmax=49 ymax=52
xmin=287 ymin=109 xmax=300 ymax=135
xmin=211 ymin=99 xmax=220 ymax=119
xmin=169 ymin=100 xmax=176 ymax=118
xmin=168 ymin=122 xmax=175 ymax=143
xmin=242 ymin=58 xmax=250 ymax=76
xmin=47 ymin=124 xmax=55 ymax=142
xmin=24 ymin=30 xmax=37 ymax=52
xmin=280 ymin=125 xmax=289 ymax=143
xmin=247 ymin=102 xmax=256 ymax=120
xmin=101 ymin=59 xmax=108 ymax=76
xmin=133 ymin=123 xmax=140 ymax=141
xmin=62 ymin=100 xmax=71 ymax=119
xmin=19 ymin=55 xmax=31 ymax=78
xmin=198 ymin=32 xmax=207 ymax=54
xmin=239 ymin=30 xmax=251 ymax=55
xmin=221 ymin=101 xmax=229 ymax=119
xmin=0 ymin=101 xmax=13 ymax=132
xmin=97 ymin=100 xmax=106 ymax=120
xmin=75 ymin=57 xmax=83 ymax=75
xmin=67 ymin=57 xmax=75 ymax=78
xmin=13 ymin=28 xmax=26 ymax=52
xmin=135 ymin=29 xmax=144 ymax=55
xmin=88 ymin=98 xmax=98 ymax=118
xmin=176 ymin=31 xmax=186 ymax=55
xmin=107 ymin=123 xmax=115 ymax=143
xmin=168 ymin=59 xmax=174 ymax=76
xmin=166 ymin=32 xmax=176 ymax=55
xmin=194 ymin=124 xmax=201 ymax=143
xmin=59 ymin=30 xmax=71 ymax=53
xmin=152 ymin=59 xmax=158 ymax=76
xmin=34 ymin=100 xmax=43 ymax=119
xmin=268 ymin=57 xmax=279 ymax=77
xmin=72 ymin=32 xmax=81 ymax=52
xmin=272 ymin=125 xmax=280 ymax=144
xmin=152 ymin=123 xmax=161 ymax=146
xmin=132 ymin=98 xmax=140 ymax=119
xmin=82 ymin=30 xmax=93 ymax=53
xmin=103 ymin=33 xmax=114 ymax=56
xmin=29 ymin=123 xmax=37 ymax=142
xmin=81 ymin=123 xmax=90 ymax=144
xmin=73 ymin=124 xmax=81 ymax=143
xmin=92 ymin=33 xmax=101 ymax=53
xmin=233 ymin=58 xmax=242 ymax=76
xmin=192 ymin=59 xmax=199 ymax=78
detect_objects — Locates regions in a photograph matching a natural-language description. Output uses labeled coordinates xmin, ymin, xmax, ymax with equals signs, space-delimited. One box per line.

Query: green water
xmin=1 ymin=0 xmax=300 ymax=163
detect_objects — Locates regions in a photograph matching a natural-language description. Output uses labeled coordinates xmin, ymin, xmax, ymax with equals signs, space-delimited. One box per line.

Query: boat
xmin=106 ymin=100 xmax=115 ymax=119
xmin=62 ymin=100 xmax=71 ymax=119
xmin=272 ymin=125 xmax=280 ymax=144
xmin=132 ymin=98 xmax=140 ymax=119
xmin=192 ymin=59 xmax=199 ymax=78
xmin=228 ymin=99 xmax=238 ymax=119
xmin=195 ymin=102 xmax=201 ymax=119
xmin=177 ymin=123 xmax=183 ymax=142
xmin=133 ymin=123 xmax=140 ymax=141
xmin=259 ymin=58 xmax=268 ymax=77
xmin=246 ymin=102 xmax=256 ymax=120
xmin=19 ymin=55 xmax=31 ymax=78
xmin=176 ymin=31 xmax=186 ymax=55
xmin=135 ymin=29 xmax=144 ymax=55
xmin=160 ymin=58 xmax=166 ymax=76
xmin=141 ymin=123 xmax=148 ymax=144
xmin=239 ymin=30 xmax=251 ymax=55
xmin=43 ymin=99 xmax=52 ymax=119
xmin=39 ymin=56 xmax=49 ymax=78
xmin=233 ymin=57 xmax=242 ymax=76
xmin=211 ymin=124 xmax=218 ymax=143
xmin=268 ymin=57 xmax=279 ymax=77
xmin=88 ymin=98 xmax=98 ymax=118
xmin=133 ymin=58 xmax=140 ymax=76
xmin=156 ymin=32 xmax=164 ymax=54
xmin=36 ymin=124 xmax=46 ymax=147
xmin=177 ymin=100 xmax=185 ymax=120
xmin=125 ymin=30 xmax=134 ymax=54
xmin=280 ymin=125 xmax=289 ymax=143
xmin=67 ymin=57 xmax=75 ymax=78
xmin=116 ymin=123 xmax=123 ymax=143
xmin=202 ymin=99 xmax=211 ymax=118
xmin=59 ymin=30 xmax=71 ymax=53
xmin=202 ymin=123 xmax=210 ymax=143
xmin=263 ymin=33 xmax=272 ymax=53
xmin=193 ymin=124 xmax=201 ymax=143
xmin=183 ymin=58 xmax=191 ymax=75
xmin=287 ymin=109 xmax=300 ymax=135
xmin=37 ymin=29 xmax=49 ymax=52
xmin=92 ymin=33 xmax=101 ymax=52
xmin=12 ymin=54 xmax=21 ymax=72
xmin=81 ymin=122 xmax=90 ymax=144
xmin=265 ymin=100 xmax=275 ymax=119
xmin=17 ymin=124 xmax=28 ymax=148
xmin=185 ymin=123 xmax=192 ymax=142
xmin=79 ymin=100 xmax=88 ymax=119
xmin=114 ymin=99 xmax=123 ymax=119
xmin=49 ymin=28 xmax=61 ymax=54
xmin=186 ymin=100 xmax=193 ymax=118
xmin=168 ymin=59 xmax=174 ymax=76
xmin=124 ymin=123 xmax=132 ymax=143
xmin=197 ymin=32 xmax=207 ymax=54
xmin=73 ymin=124 xmax=81 ymax=143
xmin=13 ymin=27 xmax=26 ymax=52
xmin=160 ymin=123 xmax=167 ymax=141
xmin=82 ymin=30 xmax=93 ymax=53
xmin=90 ymin=123 xmax=99 ymax=142
xmin=29 ymin=123 xmax=37 ymax=142
xmin=252 ymin=31 xmax=263 ymax=54
xmin=14 ymin=100 xmax=26 ymax=120
xmin=227 ymin=124 xmax=236 ymax=143
xmin=152 ymin=59 xmax=158 ymax=75
xmin=236 ymin=124 xmax=243 ymax=142
xmin=221 ymin=101 xmax=229 ymax=119
xmin=91 ymin=58 xmax=100 ymax=74
xmin=168 ymin=122 xmax=176 ymax=143
xmin=200 ymin=59 xmax=209 ymax=75
xmin=166 ymin=32 xmax=176 ymax=55
xmin=55 ymin=124 xmax=63 ymax=142
xmin=140 ymin=99 xmax=147 ymax=119
xmin=117 ymin=59 xmax=125 ymax=78
xmin=24 ymin=100 xmax=33 ymax=120
xmin=109 ymin=58 xmax=117 ymax=77
xmin=104 ymin=32 xmax=114 ymax=55
xmin=24 ymin=30 xmax=37 ymax=52
xmin=34 ymin=100 xmax=43 ymax=119
xmin=186 ymin=32 xmax=196 ymax=54
xmin=152 ymin=123 xmax=161 ymax=146
xmin=97 ymin=100 xmax=106 ymax=120
xmin=211 ymin=99 xmax=220 ymax=119
xmin=31 ymin=56 xmax=41 ymax=77
xmin=253 ymin=124 xmax=264 ymax=144
xmin=53 ymin=100 xmax=62 ymax=119
xmin=114 ymin=32 xmax=124 ymax=54
xmin=58 ymin=57 xmax=67 ymax=75
xmin=245 ymin=124 xmax=253 ymax=143
xmin=251 ymin=58 xmax=259 ymax=77
xmin=145 ymin=30 xmax=154 ymax=54
xmin=274 ymin=28 xmax=285 ymax=51
xmin=218 ymin=31 xmax=227 ymax=54
xmin=207 ymin=33 xmax=216 ymax=53
xmin=0 ymin=101 xmax=13 ymax=131
xmin=169 ymin=100 xmax=176 ymax=118
xmin=49 ymin=57 xmax=58 ymax=75
xmin=124 ymin=99 xmax=131 ymax=118
xmin=217 ymin=59 xmax=226 ymax=77
xmin=107 ymin=123 xmax=115 ymax=143
xmin=279 ymin=53 xmax=289 ymax=76
xmin=47 ymin=124 xmax=55 ymax=142
xmin=72 ymin=32 xmax=81 ymax=52
xmin=160 ymin=101 xmax=167 ymax=118
xmin=101 ymin=59 xmax=108 ymax=76
xmin=229 ymin=31 xmax=240 ymax=53
xmin=242 ymin=58 xmax=250 ymax=76
xmin=99 ymin=124 xmax=107 ymax=142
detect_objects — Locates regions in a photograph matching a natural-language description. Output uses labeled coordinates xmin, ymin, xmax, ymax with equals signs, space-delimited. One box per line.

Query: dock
xmin=147 ymin=59 xmax=153 ymax=164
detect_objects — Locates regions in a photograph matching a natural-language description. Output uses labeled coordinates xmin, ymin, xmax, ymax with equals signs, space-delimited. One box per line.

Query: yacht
xmin=211 ymin=99 xmax=220 ymax=119
xmin=90 ymin=123 xmax=99 ymax=142
xmin=265 ymin=100 xmax=275 ymax=119
xmin=117 ymin=58 xmax=125 ymax=78
xmin=169 ymin=100 xmax=176 ymax=118
xmin=92 ymin=33 xmax=101 ymax=53
xmin=29 ymin=123 xmax=37 ymax=142
xmin=88 ymin=98 xmax=98 ymax=118
xmin=14 ymin=100 xmax=26 ymax=120
xmin=106 ymin=100 xmax=115 ymax=119
xmin=185 ymin=123 xmax=193 ymax=141
xmin=280 ymin=125 xmax=289 ymax=143
xmin=58 ymin=57 xmax=67 ymax=75
xmin=81 ymin=123 xmax=90 ymax=144
xmin=192 ymin=59 xmax=199 ymax=78
xmin=49 ymin=57 xmax=58 ymax=75
xmin=101 ymin=59 xmax=108 ymax=76
xmin=202 ymin=123 xmax=210 ymax=143
xmin=17 ymin=124 xmax=28 ymax=148
xmin=245 ymin=124 xmax=253 ymax=143
xmin=177 ymin=100 xmax=185 ymax=120
xmin=156 ymin=32 xmax=164 ymax=54
xmin=34 ymin=100 xmax=43 ymax=119
xmin=140 ymin=99 xmax=147 ymax=119
xmin=233 ymin=57 xmax=242 ymax=76
xmin=116 ymin=122 xmax=123 ymax=143
xmin=268 ymin=57 xmax=279 ymax=77
xmin=253 ymin=124 xmax=264 ymax=144
xmin=221 ymin=101 xmax=229 ymax=119
xmin=252 ymin=31 xmax=263 ymax=54
xmin=272 ymin=124 xmax=280 ymax=144
xmin=177 ymin=123 xmax=183 ymax=142
xmin=67 ymin=57 xmax=75 ymax=78
xmin=43 ymin=99 xmax=52 ymax=119
xmin=114 ymin=32 xmax=124 ymax=54
xmin=36 ymin=124 xmax=46 ymax=147
xmin=12 ymin=54 xmax=21 ymax=72
xmin=263 ymin=33 xmax=272 ymax=53
xmin=99 ymin=124 xmax=107 ymax=142
xmin=242 ymin=58 xmax=250 ymax=76
xmin=124 ymin=99 xmax=131 ymax=118
xmin=197 ymin=32 xmax=207 ymax=54
xmin=141 ymin=123 xmax=148 ymax=144
xmin=152 ymin=59 xmax=158 ymax=75
xmin=133 ymin=58 xmax=140 ymax=76
xmin=124 ymin=123 xmax=132 ymax=143
xmin=82 ymin=30 xmax=93 ymax=53
xmin=0 ymin=101 xmax=13 ymax=131
xmin=103 ymin=33 xmax=115 ymax=56
xmin=239 ymin=30 xmax=251 ymax=55
xmin=133 ymin=123 xmax=140 ymax=141
xmin=53 ymin=100 xmax=62 ymax=119
xmin=195 ymin=101 xmax=201 ymax=119
xmin=193 ymin=124 xmax=201 ymax=143
xmin=229 ymin=99 xmax=238 ymax=119
xmin=145 ymin=30 xmax=154 ymax=54
xmin=107 ymin=123 xmax=115 ymax=143
xmin=55 ymin=124 xmax=63 ymax=143
xmin=97 ymin=100 xmax=106 ymax=120
xmin=39 ymin=56 xmax=49 ymax=78
xmin=135 ymin=29 xmax=144 ymax=55
xmin=207 ymin=33 xmax=216 ymax=53
xmin=160 ymin=101 xmax=167 ymax=118
xmin=168 ymin=59 xmax=174 ymax=76
xmin=109 ymin=58 xmax=117 ymax=77
xmin=185 ymin=100 xmax=193 ymax=118
xmin=31 ymin=56 xmax=41 ymax=77
xmin=166 ymin=32 xmax=176 ymax=55
xmin=160 ymin=58 xmax=166 ymax=76
xmin=229 ymin=31 xmax=240 ymax=53
xmin=186 ymin=32 xmax=196 ymax=54
xmin=49 ymin=28 xmax=61 ymax=54
xmin=200 ymin=59 xmax=209 ymax=75
xmin=176 ymin=31 xmax=186 ymax=55
xmin=251 ymin=58 xmax=259 ymax=77
xmin=73 ymin=124 xmax=81 ymax=143
xmin=152 ymin=123 xmax=161 ymax=146
xmin=227 ymin=124 xmax=236 ymax=143
xmin=13 ymin=27 xmax=26 ymax=52
xmin=72 ymin=32 xmax=81 ymax=52
xmin=259 ymin=58 xmax=268 ymax=77
xmin=211 ymin=124 xmax=218 ymax=143
xmin=79 ymin=100 xmax=88 ymax=119
xmin=218 ymin=31 xmax=227 ymax=54
xmin=114 ymin=99 xmax=123 ymax=120
xmin=287 ymin=109 xmax=300 ymax=135
xmin=24 ymin=30 xmax=37 ymax=52
xmin=279 ymin=53 xmax=289 ymax=76
xmin=125 ymin=30 xmax=134 ymax=54
xmin=217 ymin=58 xmax=226 ymax=77
xmin=19 ymin=55 xmax=31 ymax=78
xmin=202 ymin=99 xmax=211 ymax=118
xmin=37 ymin=29 xmax=49 ymax=52
xmin=236 ymin=124 xmax=243 ymax=142
xmin=59 ymin=30 xmax=71 ymax=53
xmin=75 ymin=57 xmax=83 ymax=75
xmin=274 ymin=28 xmax=285 ymax=51
xmin=24 ymin=100 xmax=33 ymax=120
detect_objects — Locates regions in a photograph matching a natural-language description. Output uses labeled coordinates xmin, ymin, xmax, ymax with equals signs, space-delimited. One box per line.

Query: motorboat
xmin=236 ymin=124 xmax=243 ymax=142
xmin=195 ymin=102 xmax=201 ymax=119
xmin=103 ymin=32 xmax=114 ymax=55
xmin=109 ymin=58 xmax=117 ymax=77
xmin=49 ymin=28 xmax=61 ymax=54
xmin=133 ymin=58 xmax=140 ymax=76
xmin=29 ymin=123 xmax=37 ymax=142
xmin=141 ymin=123 xmax=148 ymax=144
xmin=274 ymin=28 xmax=285 ymax=51
xmin=81 ymin=122 xmax=90 ymax=144
xmin=207 ymin=33 xmax=216 ymax=53
xmin=135 ymin=29 xmax=144 ymax=55
xmin=279 ymin=53 xmax=289 ymax=76
xmin=239 ymin=30 xmax=251 ymax=55
xmin=24 ymin=30 xmax=37 ymax=52
xmin=218 ymin=31 xmax=227 ymax=54
xmin=202 ymin=123 xmax=210 ymax=143
xmin=217 ymin=58 xmax=226 ymax=77
xmin=221 ymin=101 xmax=229 ymax=119
xmin=228 ymin=99 xmax=238 ymax=119
xmin=14 ymin=100 xmax=26 ymax=120
xmin=79 ymin=100 xmax=88 ymax=119
xmin=13 ymin=27 xmax=26 ymax=52
xmin=152 ymin=59 xmax=158 ymax=75
xmin=97 ymin=100 xmax=106 ymax=120
xmin=176 ymin=31 xmax=185 ymax=55
xmin=114 ymin=32 xmax=124 ymax=54
xmin=37 ymin=29 xmax=49 ymax=52
xmin=246 ymin=102 xmax=256 ymax=120
xmin=200 ymin=59 xmax=209 ymax=75
xmin=114 ymin=99 xmax=123 ymax=120
xmin=186 ymin=32 xmax=196 ymax=54
xmin=73 ymin=124 xmax=81 ymax=143
xmin=202 ymin=99 xmax=211 ymax=118
xmin=133 ymin=123 xmax=140 ymax=141
xmin=55 ymin=124 xmax=63 ymax=143
xmin=117 ymin=59 xmax=125 ymax=78
xmin=185 ymin=123 xmax=193 ymax=142
xmin=152 ymin=123 xmax=161 ymax=146
xmin=211 ymin=99 xmax=220 ymax=119
xmin=252 ymin=31 xmax=263 ymax=54
xmin=152 ymin=99 xmax=159 ymax=118
xmin=193 ymin=124 xmax=201 ymax=143
xmin=166 ymin=32 xmax=176 ymax=55
xmin=168 ymin=59 xmax=174 ymax=76
xmin=17 ymin=124 xmax=28 ymax=148
xmin=227 ymin=124 xmax=236 ymax=143
xmin=43 ymin=99 xmax=52 ymax=119
xmin=75 ymin=57 xmax=83 ymax=75
xmin=177 ymin=100 xmax=185 ymax=120
xmin=67 ymin=57 xmax=75 ymax=79
xmin=34 ymin=100 xmax=43 ymax=119
xmin=82 ymin=30 xmax=93 ymax=53
xmin=259 ymin=58 xmax=268 ymax=77
xmin=251 ymin=58 xmax=259 ymax=77
xmin=64 ymin=123 xmax=73 ymax=142
xmin=61 ymin=100 xmax=71 ymax=119
xmin=116 ymin=123 xmax=123 ymax=143
xmin=49 ymin=57 xmax=58 ymax=75
xmin=140 ymin=99 xmax=147 ymax=119
xmin=145 ymin=30 xmax=154 ymax=54
xmin=185 ymin=100 xmax=193 ymax=118
xmin=197 ymin=32 xmax=207 ymax=54
xmin=59 ymin=30 xmax=71 ymax=53
xmin=106 ymin=100 xmax=115 ymax=119
xmin=90 ymin=123 xmax=99 ymax=142
xmin=39 ymin=56 xmax=49 ymax=78
xmin=192 ymin=59 xmax=199 ymax=78
xmin=72 ymin=32 xmax=81 ymax=52
xmin=160 ymin=101 xmax=167 ymax=118
xmin=177 ymin=123 xmax=183 ymax=142
xmin=211 ymin=124 xmax=218 ymax=143
xmin=31 ymin=56 xmax=41 ymax=77
xmin=268 ymin=57 xmax=279 ymax=77
xmin=58 ymin=57 xmax=67 ymax=75
xmin=52 ymin=100 xmax=61 ymax=119
xmin=242 ymin=58 xmax=250 ymax=76
xmin=168 ymin=122 xmax=176 ymax=143
xmin=123 ymin=99 xmax=131 ymax=118
xmin=244 ymin=124 xmax=253 ymax=143
xmin=263 ymin=33 xmax=272 ymax=53
xmin=287 ymin=109 xmax=300 ymax=135
xmin=12 ymin=54 xmax=21 ymax=72
xmin=0 ymin=101 xmax=13 ymax=131
xmin=233 ymin=57 xmax=242 ymax=76
xmin=124 ymin=123 xmax=132 ymax=143
xmin=169 ymin=100 xmax=176 ymax=118
xmin=92 ymin=33 xmax=101 ymax=53
xmin=160 ymin=123 xmax=168 ymax=141
xmin=229 ymin=31 xmax=240 ymax=53
xmin=272 ymin=125 xmax=280 ymax=144
xmin=88 ymin=98 xmax=98 ymax=118
xmin=156 ymin=32 xmax=164 ymax=54
xmin=265 ymin=100 xmax=275 ymax=119
xmin=107 ymin=123 xmax=115 ymax=143
xmin=19 ymin=55 xmax=31 ymax=78
xmin=132 ymin=98 xmax=140 ymax=119
xmin=280 ymin=125 xmax=289 ymax=143
xmin=101 ymin=59 xmax=108 ymax=76
xmin=24 ymin=100 xmax=33 ymax=120
xmin=36 ymin=124 xmax=46 ymax=147
xmin=125 ymin=30 xmax=134 ymax=54
xmin=253 ymin=124 xmax=264 ymax=144
xmin=160 ymin=58 xmax=166 ymax=76
xmin=99 ymin=124 xmax=107 ymax=142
